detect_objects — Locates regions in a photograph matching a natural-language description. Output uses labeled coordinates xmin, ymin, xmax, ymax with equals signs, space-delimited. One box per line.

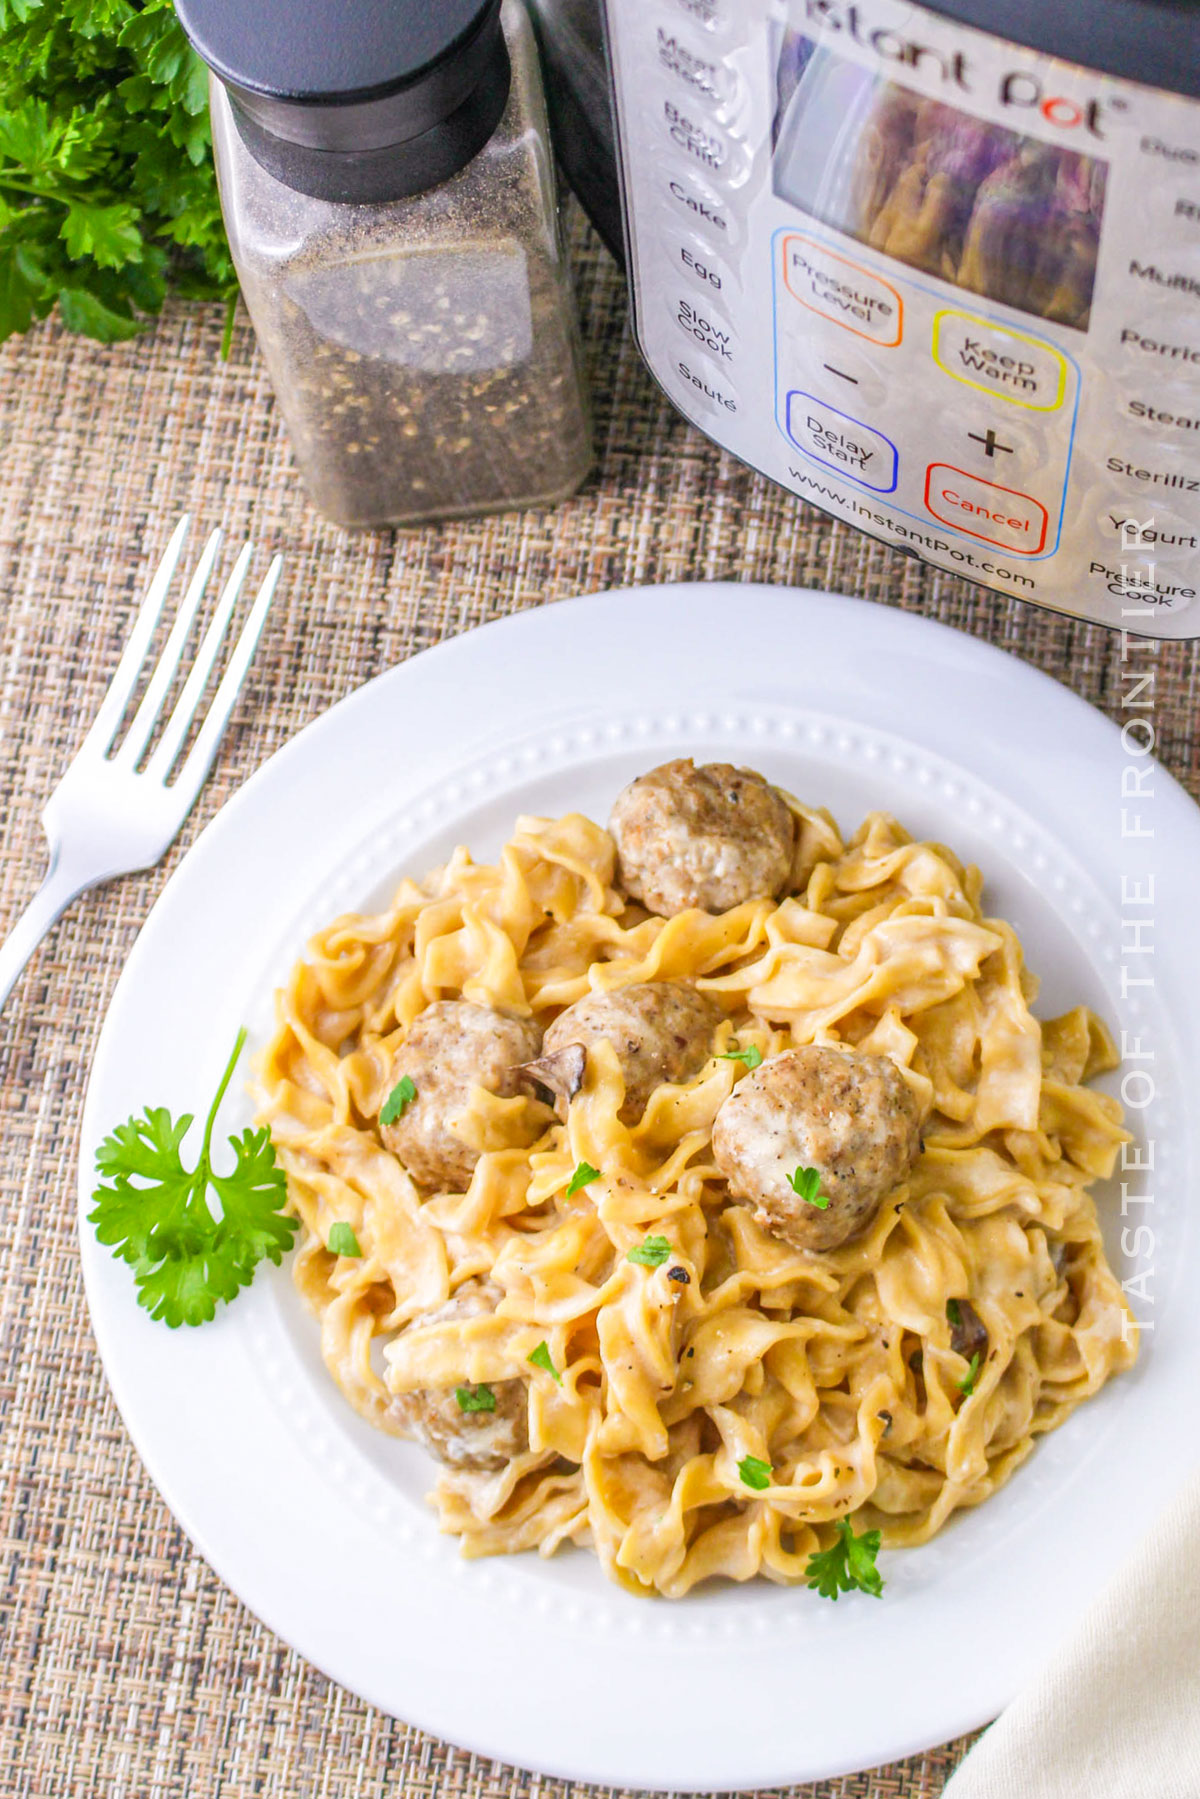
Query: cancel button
xmin=924 ymin=463 xmax=1049 ymax=555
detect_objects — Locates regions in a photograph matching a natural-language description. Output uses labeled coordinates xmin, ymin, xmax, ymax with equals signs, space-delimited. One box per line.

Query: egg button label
xmin=933 ymin=310 xmax=1068 ymax=411
xmin=924 ymin=464 xmax=1049 ymax=554
xmin=786 ymin=392 xmax=898 ymax=493
xmin=780 ymin=234 xmax=903 ymax=347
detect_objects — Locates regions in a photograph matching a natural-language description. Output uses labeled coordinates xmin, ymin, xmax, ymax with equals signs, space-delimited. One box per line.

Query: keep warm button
xmin=785 ymin=391 xmax=898 ymax=493
xmin=924 ymin=463 xmax=1049 ymax=555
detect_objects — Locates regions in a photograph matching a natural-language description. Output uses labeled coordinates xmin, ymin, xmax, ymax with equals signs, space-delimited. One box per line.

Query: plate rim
xmin=76 ymin=583 xmax=1200 ymax=1789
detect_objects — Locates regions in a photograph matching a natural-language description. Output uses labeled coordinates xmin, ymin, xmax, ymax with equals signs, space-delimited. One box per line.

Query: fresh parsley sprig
xmin=455 ymin=1384 xmax=497 ymax=1414
xmin=717 ymin=1044 xmax=763 ymax=1071
xmin=627 ymin=1235 xmax=672 ymax=1268
xmin=379 ymin=1074 xmax=416 ymax=1126
xmin=528 ymin=1341 xmax=561 ymax=1383
xmin=565 ymin=1161 xmax=599 ymax=1198
xmin=788 ymin=1166 xmax=830 ymax=1209
xmin=737 ymin=1454 xmax=772 ymax=1491
xmin=0 ymin=1 xmax=236 ymax=345
xmin=805 ymin=1518 xmax=884 ymax=1600
xmin=89 ymin=1029 xmax=297 ymax=1327
xmin=957 ymin=1351 xmax=982 ymax=1397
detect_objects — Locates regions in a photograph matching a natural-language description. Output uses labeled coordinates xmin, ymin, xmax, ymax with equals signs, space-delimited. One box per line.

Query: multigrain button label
xmin=780 ymin=234 xmax=902 ymax=346
xmin=924 ymin=464 xmax=1049 ymax=554
xmin=932 ymin=310 xmax=1067 ymax=411
xmin=785 ymin=392 xmax=898 ymax=492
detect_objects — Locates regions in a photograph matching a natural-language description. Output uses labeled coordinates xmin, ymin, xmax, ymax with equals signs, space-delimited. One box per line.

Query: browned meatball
xmin=711 ymin=1045 xmax=922 ymax=1251
xmin=381 ymin=1000 xmax=543 ymax=1189
xmin=388 ymin=1280 xmax=528 ymax=1471
xmin=609 ymin=759 xmax=795 ymax=917
xmin=544 ymin=980 xmax=721 ymax=1123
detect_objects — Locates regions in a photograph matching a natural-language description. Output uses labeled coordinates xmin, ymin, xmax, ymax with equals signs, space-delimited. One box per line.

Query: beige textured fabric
xmin=943 ymin=1471 xmax=1200 ymax=1799
xmin=0 ymin=201 xmax=1197 ymax=1799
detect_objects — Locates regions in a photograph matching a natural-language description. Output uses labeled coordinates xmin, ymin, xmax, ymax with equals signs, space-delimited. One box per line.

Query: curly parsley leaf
xmin=627 ymin=1235 xmax=672 ymax=1269
xmin=455 ymin=1383 xmax=497 ymax=1414
xmin=717 ymin=1043 xmax=763 ymax=1070
xmin=327 ymin=1221 xmax=362 ymax=1258
xmin=88 ymin=1028 xmax=296 ymax=1328
xmin=528 ymin=1341 xmax=561 ymax=1383
xmin=0 ymin=0 xmax=234 ymax=344
xmin=379 ymin=1074 xmax=416 ymax=1126
xmin=957 ymin=1350 xmax=982 ymax=1397
xmin=565 ymin=1160 xmax=600 ymax=1198
xmin=788 ymin=1165 xmax=830 ymax=1209
xmin=737 ymin=1454 xmax=772 ymax=1491
xmin=805 ymin=1517 xmax=885 ymax=1600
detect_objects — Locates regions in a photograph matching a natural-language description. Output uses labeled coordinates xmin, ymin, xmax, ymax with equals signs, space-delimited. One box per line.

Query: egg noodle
xmin=257 ymin=801 xmax=1136 ymax=1598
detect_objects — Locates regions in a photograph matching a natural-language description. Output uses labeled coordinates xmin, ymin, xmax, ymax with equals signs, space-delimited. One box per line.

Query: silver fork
xmin=0 ymin=517 xmax=282 ymax=1017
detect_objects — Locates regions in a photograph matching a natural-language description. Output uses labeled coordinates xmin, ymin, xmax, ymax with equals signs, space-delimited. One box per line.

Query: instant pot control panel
xmin=604 ymin=0 xmax=1200 ymax=636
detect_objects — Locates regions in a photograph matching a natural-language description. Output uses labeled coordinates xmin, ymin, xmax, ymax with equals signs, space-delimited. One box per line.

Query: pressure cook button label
xmin=924 ymin=464 xmax=1049 ymax=554
xmin=932 ymin=310 xmax=1068 ymax=411
xmin=785 ymin=393 xmax=898 ymax=492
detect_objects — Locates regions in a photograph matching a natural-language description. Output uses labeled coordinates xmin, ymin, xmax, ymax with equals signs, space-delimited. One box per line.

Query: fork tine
xmin=78 ymin=515 xmax=190 ymax=758
xmin=114 ymin=527 xmax=224 ymax=767
xmin=170 ymin=553 xmax=283 ymax=801
xmin=147 ymin=541 xmax=253 ymax=781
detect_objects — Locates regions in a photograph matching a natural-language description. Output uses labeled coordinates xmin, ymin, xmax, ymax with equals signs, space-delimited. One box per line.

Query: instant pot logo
xmin=802 ymin=2 xmax=1123 ymax=137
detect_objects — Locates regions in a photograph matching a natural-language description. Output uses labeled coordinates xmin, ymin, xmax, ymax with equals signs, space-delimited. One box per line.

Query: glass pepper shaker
xmin=177 ymin=0 xmax=593 ymax=529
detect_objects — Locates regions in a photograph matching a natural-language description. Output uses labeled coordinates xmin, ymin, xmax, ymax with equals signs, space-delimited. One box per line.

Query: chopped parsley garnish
xmin=805 ymin=1518 xmax=884 ymax=1600
xmin=627 ymin=1235 xmax=672 ymax=1268
xmin=379 ymin=1074 xmax=417 ymax=1125
xmin=88 ymin=1028 xmax=297 ymax=1328
xmin=528 ymin=1341 xmax=561 ymax=1382
xmin=946 ymin=1298 xmax=962 ymax=1327
xmin=957 ymin=1351 xmax=982 ymax=1397
xmin=737 ymin=1454 xmax=772 ymax=1491
xmin=455 ymin=1384 xmax=497 ymax=1413
xmin=717 ymin=1044 xmax=763 ymax=1071
xmin=328 ymin=1221 xmax=362 ymax=1258
xmin=788 ymin=1166 xmax=830 ymax=1209
xmin=565 ymin=1160 xmax=600 ymax=1198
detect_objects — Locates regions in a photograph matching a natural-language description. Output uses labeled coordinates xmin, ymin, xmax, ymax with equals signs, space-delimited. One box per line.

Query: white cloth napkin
xmin=942 ymin=1470 xmax=1200 ymax=1799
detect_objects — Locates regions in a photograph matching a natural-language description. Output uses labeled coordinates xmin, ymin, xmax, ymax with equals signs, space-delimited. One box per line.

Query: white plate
xmin=79 ymin=585 xmax=1200 ymax=1791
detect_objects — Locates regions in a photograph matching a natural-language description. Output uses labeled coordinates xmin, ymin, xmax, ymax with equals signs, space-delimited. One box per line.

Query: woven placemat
xmin=0 ymin=198 xmax=1196 ymax=1799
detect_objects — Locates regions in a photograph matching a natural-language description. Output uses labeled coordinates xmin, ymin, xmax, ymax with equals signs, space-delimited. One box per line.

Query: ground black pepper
xmin=209 ymin=1 xmax=591 ymax=528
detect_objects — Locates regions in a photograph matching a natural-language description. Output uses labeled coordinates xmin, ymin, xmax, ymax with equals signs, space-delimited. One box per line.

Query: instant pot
xmin=531 ymin=0 xmax=1200 ymax=636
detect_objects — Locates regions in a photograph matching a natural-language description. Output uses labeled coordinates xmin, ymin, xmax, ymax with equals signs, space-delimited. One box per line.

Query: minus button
xmin=823 ymin=363 xmax=858 ymax=384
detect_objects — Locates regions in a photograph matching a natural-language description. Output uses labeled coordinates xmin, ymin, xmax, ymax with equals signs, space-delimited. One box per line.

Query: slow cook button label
xmin=932 ymin=310 xmax=1068 ymax=411
xmin=779 ymin=234 xmax=903 ymax=346
xmin=673 ymin=295 xmax=736 ymax=361
xmin=924 ymin=464 xmax=1049 ymax=554
xmin=785 ymin=393 xmax=898 ymax=493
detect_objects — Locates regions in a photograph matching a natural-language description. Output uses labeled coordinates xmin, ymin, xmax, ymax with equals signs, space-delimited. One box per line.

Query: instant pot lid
xmin=922 ymin=0 xmax=1200 ymax=101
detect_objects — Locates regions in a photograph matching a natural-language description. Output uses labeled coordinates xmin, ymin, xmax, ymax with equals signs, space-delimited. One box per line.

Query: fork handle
xmin=0 ymin=852 xmax=97 ymax=1019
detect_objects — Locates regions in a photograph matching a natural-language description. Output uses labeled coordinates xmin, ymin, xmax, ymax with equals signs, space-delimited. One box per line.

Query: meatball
xmin=544 ymin=980 xmax=721 ymax=1123
xmin=381 ymin=999 xmax=543 ymax=1189
xmin=711 ymin=1045 xmax=922 ymax=1251
xmin=609 ymin=758 xmax=795 ymax=917
xmin=389 ymin=1280 xmax=529 ymax=1471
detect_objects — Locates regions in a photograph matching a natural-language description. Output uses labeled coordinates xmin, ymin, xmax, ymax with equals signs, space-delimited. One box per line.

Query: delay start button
xmin=924 ymin=464 xmax=1049 ymax=555
xmin=785 ymin=391 xmax=897 ymax=492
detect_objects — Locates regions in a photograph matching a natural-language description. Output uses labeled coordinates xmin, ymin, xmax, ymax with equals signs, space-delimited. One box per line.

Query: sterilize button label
xmin=933 ymin=310 xmax=1068 ymax=412
xmin=785 ymin=392 xmax=898 ymax=493
xmin=924 ymin=464 xmax=1049 ymax=554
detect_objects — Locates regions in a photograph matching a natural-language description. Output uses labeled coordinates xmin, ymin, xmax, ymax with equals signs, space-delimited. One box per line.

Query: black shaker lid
xmin=918 ymin=0 xmax=1200 ymax=101
xmin=176 ymin=0 xmax=511 ymax=202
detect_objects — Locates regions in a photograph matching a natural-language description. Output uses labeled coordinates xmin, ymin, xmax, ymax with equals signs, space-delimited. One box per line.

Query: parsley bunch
xmin=89 ymin=1029 xmax=297 ymax=1326
xmin=0 ymin=0 xmax=233 ymax=344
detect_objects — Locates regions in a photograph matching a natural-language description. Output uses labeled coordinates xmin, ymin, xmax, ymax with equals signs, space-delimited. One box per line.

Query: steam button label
xmin=924 ymin=464 xmax=1049 ymax=553
xmin=933 ymin=310 xmax=1068 ymax=411
xmin=785 ymin=392 xmax=898 ymax=492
